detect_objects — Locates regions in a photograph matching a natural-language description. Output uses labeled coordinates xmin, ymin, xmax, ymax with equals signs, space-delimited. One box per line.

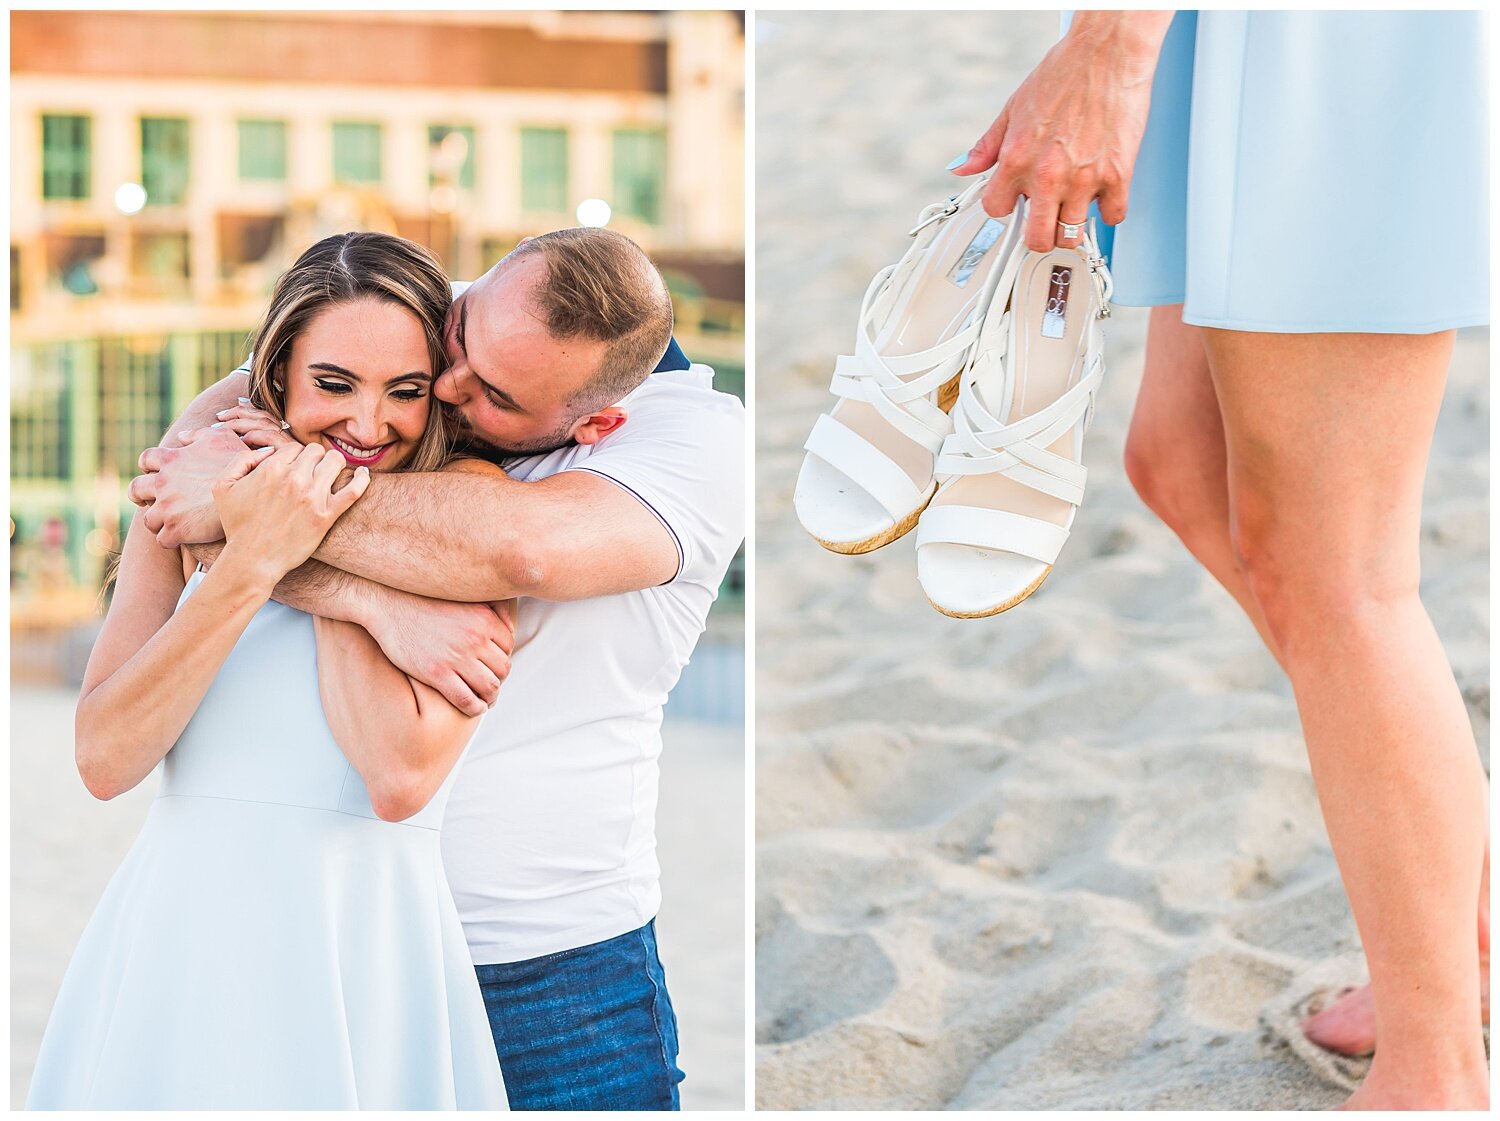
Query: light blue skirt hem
xmin=1106 ymin=291 xmax=1489 ymax=332
xmin=1178 ymin=312 xmax=1490 ymax=335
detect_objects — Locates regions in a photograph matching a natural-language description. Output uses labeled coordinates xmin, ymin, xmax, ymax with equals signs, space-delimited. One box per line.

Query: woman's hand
xmin=951 ymin=11 xmax=1174 ymax=251
xmin=212 ymin=402 xmax=300 ymax=451
xmin=213 ymin=443 xmax=370 ymax=589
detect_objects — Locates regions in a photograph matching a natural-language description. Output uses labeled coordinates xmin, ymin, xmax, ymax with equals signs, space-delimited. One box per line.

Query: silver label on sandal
xmin=1042 ymin=266 xmax=1073 ymax=339
xmin=945 ymin=218 xmax=1006 ymax=288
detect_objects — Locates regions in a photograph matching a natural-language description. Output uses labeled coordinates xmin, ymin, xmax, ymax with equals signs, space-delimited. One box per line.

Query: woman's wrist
xmin=208 ymin=543 xmax=281 ymax=603
xmin=1065 ymin=11 xmax=1174 ymax=77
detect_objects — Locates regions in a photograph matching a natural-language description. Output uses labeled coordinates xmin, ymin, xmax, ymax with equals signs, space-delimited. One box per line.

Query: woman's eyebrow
xmin=308 ymin=362 xmax=431 ymax=383
xmin=309 ymin=362 xmax=361 ymax=378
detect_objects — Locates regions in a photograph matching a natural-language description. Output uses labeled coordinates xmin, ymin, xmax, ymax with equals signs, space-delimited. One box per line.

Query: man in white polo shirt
xmin=131 ymin=228 xmax=745 ymax=1110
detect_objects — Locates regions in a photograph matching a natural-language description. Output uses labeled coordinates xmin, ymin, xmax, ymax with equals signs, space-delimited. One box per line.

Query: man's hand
xmin=130 ymin=425 xmax=286 ymax=548
xmin=361 ymin=587 xmax=516 ymax=717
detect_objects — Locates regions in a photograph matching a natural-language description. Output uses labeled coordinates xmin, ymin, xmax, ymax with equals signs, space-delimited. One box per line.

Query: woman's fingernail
xmin=211 ymin=421 xmax=224 ymax=428
xmin=945 ymin=154 xmax=967 ymax=171
xmin=237 ymin=397 xmax=251 ymax=405
xmin=215 ymin=409 xmax=231 ymax=419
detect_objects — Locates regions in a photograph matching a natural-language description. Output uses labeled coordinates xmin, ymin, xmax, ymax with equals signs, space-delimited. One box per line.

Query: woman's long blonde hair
xmin=246 ymin=231 xmax=453 ymax=473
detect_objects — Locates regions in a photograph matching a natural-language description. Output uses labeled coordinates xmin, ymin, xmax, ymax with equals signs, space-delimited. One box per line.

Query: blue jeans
xmin=474 ymin=920 xmax=684 ymax=1110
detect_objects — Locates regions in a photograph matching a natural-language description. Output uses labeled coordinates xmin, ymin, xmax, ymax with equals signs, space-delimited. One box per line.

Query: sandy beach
xmin=10 ymin=685 xmax=745 ymax=1110
xmin=754 ymin=11 xmax=1489 ymax=1110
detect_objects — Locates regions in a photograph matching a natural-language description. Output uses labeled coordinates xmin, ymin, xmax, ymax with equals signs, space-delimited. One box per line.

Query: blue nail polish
xmin=945 ymin=155 xmax=967 ymax=171
xmin=237 ymin=397 xmax=250 ymax=405
xmin=211 ymin=421 xmax=223 ymax=428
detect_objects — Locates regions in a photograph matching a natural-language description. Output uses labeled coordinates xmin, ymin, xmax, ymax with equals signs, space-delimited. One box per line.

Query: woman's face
xmin=280 ymin=297 xmax=434 ymax=471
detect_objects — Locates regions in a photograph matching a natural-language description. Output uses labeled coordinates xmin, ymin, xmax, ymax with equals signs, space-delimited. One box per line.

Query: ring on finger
xmin=1056 ymin=218 xmax=1086 ymax=241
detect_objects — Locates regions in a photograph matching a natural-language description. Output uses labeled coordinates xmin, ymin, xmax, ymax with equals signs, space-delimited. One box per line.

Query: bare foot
xmin=1302 ymin=984 xmax=1376 ymax=1057
xmin=1303 ymin=966 xmax=1489 ymax=1058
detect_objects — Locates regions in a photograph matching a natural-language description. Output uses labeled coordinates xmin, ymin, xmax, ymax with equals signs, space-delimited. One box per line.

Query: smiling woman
xmin=280 ymin=302 xmax=433 ymax=470
xmin=243 ymin=231 xmax=455 ymax=473
xmin=25 ymin=230 xmax=511 ymax=1109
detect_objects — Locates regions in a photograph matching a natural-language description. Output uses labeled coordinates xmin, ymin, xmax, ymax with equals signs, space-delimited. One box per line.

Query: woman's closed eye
xmin=315 ymin=377 xmax=426 ymax=402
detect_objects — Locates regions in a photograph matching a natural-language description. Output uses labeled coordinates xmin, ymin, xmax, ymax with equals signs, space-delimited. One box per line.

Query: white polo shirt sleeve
xmin=566 ymin=367 xmax=746 ymax=589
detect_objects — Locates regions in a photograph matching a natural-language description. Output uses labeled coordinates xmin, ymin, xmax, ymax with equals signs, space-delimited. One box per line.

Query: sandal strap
xmin=829 ymin=356 xmax=950 ymax=453
xmin=803 ymin=413 xmax=928 ymax=521
xmin=936 ymin=355 xmax=1104 ymax=505
xmin=854 ymin=263 xmax=984 ymax=378
xmin=827 ymin=265 xmax=984 ymax=453
xmin=950 ymin=355 xmax=1103 ymax=454
xmin=915 ymin=504 xmax=1069 ymax=565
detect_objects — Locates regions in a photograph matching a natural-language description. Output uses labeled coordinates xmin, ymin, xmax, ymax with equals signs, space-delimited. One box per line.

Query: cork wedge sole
xmin=809 ymin=493 xmax=933 ymax=555
xmin=925 ymin=564 xmax=1051 ymax=619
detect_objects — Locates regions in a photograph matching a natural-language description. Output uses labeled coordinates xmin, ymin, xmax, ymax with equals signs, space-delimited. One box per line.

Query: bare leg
xmin=1124 ymin=306 xmax=1281 ymax=662
xmin=1303 ymin=848 xmax=1489 ymax=1056
xmin=1128 ymin=309 xmax=1490 ymax=1062
xmin=1202 ymin=328 xmax=1487 ymax=1110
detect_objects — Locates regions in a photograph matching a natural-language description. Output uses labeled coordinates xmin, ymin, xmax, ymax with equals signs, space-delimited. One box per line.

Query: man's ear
xmin=571 ymin=408 xmax=628 ymax=446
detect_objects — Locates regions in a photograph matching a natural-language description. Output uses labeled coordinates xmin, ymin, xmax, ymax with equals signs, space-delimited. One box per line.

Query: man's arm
xmin=309 ymin=459 xmax=679 ymax=603
xmin=187 ymin=540 xmax=511 ymax=718
xmin=136 ymin=378 xmax=679 ymax=603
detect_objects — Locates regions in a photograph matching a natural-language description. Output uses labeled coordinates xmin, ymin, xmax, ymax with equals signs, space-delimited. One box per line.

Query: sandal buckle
xmin=1086 ymin=254 xmax=1112 ymax=319
xmin=908 ymin=196 xmax=961 ymax=238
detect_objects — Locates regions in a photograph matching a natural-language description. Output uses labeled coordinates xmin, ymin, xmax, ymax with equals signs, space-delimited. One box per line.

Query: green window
xmin=10 ymin=342 xmax=73 ymax=482
xmin=428 ymin=124 xmax=476 ymax=190
xmin=237 ymin=119 xmax=287 ymax=181
xmin=98 ymin=336 xmax=174 ymax=480
xmin=520 ymin=127 xmax=569 ymax=213
xmin=41 ymin=114 xmax=91 ymax=200
xmin=611 ymin=127 xmax=666 ymax=225
xmin=140 ymin=117 xmax=190 ymax=206
xmin=332 ymin=122 xmax=382 ymax=184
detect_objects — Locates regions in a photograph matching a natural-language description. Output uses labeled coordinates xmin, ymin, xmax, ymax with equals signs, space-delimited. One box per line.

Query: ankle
xmin=1360 ymin=1049 xmax=1490 ymax=1109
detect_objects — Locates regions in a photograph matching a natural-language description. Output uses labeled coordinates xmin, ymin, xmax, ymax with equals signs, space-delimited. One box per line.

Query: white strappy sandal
xmin=795 ymin=174 xmax=1024 ymax=553
xmin=916 ymin=214 xmax=1113 ymax=617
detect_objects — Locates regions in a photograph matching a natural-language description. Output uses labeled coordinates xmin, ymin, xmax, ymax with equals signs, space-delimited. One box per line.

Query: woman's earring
xmin=272 ymin=379 xmax=283 ymax=392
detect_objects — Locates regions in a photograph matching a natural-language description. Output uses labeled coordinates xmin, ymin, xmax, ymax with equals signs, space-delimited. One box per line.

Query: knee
xmin=1123 ymin=426 xmax=1219 ymax=545
xmin=1228 ymin=510 xmax=1418 ymax=657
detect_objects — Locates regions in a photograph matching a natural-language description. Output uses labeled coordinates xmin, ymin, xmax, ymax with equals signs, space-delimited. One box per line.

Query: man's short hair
xmin=508 ymin=228 xmax=675 ymax=412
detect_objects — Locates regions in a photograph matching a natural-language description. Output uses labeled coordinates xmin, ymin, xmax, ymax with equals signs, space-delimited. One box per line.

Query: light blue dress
xmin=1086 ymin=11 xmax=1489 ymax=332
xmin=26 ymin=572 xmax=508 ymax=1110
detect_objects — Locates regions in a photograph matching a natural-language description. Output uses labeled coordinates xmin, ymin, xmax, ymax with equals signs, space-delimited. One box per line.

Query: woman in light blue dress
xmin=951 ymin=11 xmax=1488 ymax=1109
xmin=26 ymin=232 xmax=509 ymax=1109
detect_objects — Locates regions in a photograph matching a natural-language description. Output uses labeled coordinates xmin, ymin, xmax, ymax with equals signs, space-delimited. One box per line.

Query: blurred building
xmin=10 ymin=10 xmax=745 ymax=631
